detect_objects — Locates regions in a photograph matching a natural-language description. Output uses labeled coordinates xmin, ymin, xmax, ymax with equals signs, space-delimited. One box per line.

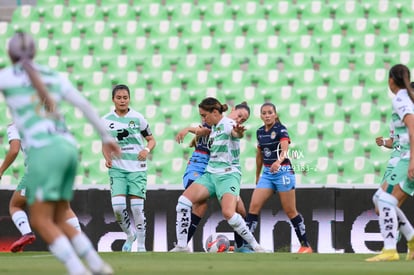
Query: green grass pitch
xmin=0 ymin=252 xmax=412 ymax=274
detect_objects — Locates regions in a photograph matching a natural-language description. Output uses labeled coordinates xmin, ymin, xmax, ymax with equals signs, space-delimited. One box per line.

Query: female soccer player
xmin=244 ymin=102 xmax=312 ymax=253
xmin=0 ymin=32 xmax=120 ymax=274
xmin=1 ymin=123 xmax=81 ymax=252
xmin=366 ymin=64 xmax=414 ymax=262
xmin=171 ymin=97 xmax=265 ymax=252
xmin=102 ymin=84 xmax=156 ymax=252
xmin=175 ymin=102 xmax=254 ymax=252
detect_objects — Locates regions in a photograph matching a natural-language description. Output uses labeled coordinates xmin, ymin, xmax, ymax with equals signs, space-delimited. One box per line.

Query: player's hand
xmin=408 ymin=161 xmax=414 ymax=180
xmin=103 ymin=141 xmax=121 ymax=159
xmin=233 ymin=124 xmax=246 ymax=136
xmin=375 ymin=136 xmax=384 ymax=146
xmin=138 ymin=150 xmax=148 ymax=161
xmin=175 ymin=128 xmax=188 ymax=144
xmin=105 ymin=160 xmax=112 ymax=168
xmin=270 ymin=160 xmax=281 ymax=173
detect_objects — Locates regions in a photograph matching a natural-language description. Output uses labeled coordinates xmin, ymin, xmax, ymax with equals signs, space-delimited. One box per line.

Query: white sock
xmin=71 ymin=232 xmax=105 ymax=273
xmin=395 ymin=207 xmax=414 ymax=241
xmin=111 ymin=196 xmax=134 ymax=238
xmin=49 ymin=235 xmax=87 ymax=275
xmin=377 ymin=191 xmax=398 ymax=250
xmin=372 ymin=188 xmax=382 ymax=210
xmin=176 ymin=195 xmax=192 ymax=247
xmin=12 ymin=210 xmax=32 ymax=235
xmin=66 ymin=217 xmax=81 ymax=232
xmin=131 ymin=198 xmax=146 ymax=249
xmin=227 ymin=213 xmax=260 ymax=249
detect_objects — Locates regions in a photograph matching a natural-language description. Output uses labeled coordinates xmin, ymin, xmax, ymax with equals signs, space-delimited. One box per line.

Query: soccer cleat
xmin=234 ymin=244 xmax=254 ymax=253
xmin=228 ymin=245 xmax=234 ymax=252
xmin=92 ymin=262 xmax=114 ymax=275
xmin=253 ymin=245 xmax=271 ymax=253
xmin=406 ymin=237 xmax=414 ymax=260
xmin=10 ymin=233 xmax=36 ymax=252
xmin=122 ymin=233 xmax=137 ymax=252
xmin=169 ymin=244 xmax=190 ymax=252
xmin=365 ymin=249 xmax=399 ymax=262
xmin=297 ymin=246 xmax=313 ymax=254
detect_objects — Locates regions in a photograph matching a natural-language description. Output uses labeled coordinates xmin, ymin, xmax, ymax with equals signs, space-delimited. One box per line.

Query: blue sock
xmin=242 ymin=213 xmax=258 ymax=246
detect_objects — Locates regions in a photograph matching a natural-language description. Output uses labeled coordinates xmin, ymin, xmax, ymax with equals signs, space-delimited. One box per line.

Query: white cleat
xmin=169 ymin=245 xmax=190 ymax=252
xmin=253 ymin=245 xmax=272 ymax=253
xmin=122 ymin=233 xmax=137 ymax=252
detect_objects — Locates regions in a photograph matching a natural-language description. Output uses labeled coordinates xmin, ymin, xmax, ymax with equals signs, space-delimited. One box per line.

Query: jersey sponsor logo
xmin=263 ymin=147 xmax=272 ymax=158
xmin=109 ymin=123 xmax=115 ymax=129
xmin=116 ymin=129 xmax=129 ymax=141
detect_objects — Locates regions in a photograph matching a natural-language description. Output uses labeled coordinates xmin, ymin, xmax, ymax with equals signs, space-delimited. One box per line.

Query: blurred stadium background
xmin=0 ymin=0 xmax=408 ymax=187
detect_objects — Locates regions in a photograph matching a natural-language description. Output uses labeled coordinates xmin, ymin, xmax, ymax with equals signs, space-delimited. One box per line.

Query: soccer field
xmin=0 ymin=252 xmax=412 ymax=274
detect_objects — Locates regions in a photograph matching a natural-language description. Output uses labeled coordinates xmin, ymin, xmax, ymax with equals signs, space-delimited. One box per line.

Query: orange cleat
xmin=228 ymin=246 xmax=234 ymax=252
xmin=297 ymin=246 xmax=313 ymax=254
xmin=10 ymin=233 xmax=36 ymax=253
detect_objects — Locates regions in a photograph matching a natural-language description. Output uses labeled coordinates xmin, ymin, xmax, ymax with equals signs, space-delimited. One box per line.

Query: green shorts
xmin=16 ymin=172 xmax=28 ymax=194
xmin=194 ymin=171 xmax=241 ymax=201
xmin=381 ymin=157 xmax=400 ymax=185
xmin=109 ymin=169 xmax=147 ymax=199
xmin=386 ymin=159 xmax=414 ymax=196
xmin=25 ymin=136 xmax=78 ymax=205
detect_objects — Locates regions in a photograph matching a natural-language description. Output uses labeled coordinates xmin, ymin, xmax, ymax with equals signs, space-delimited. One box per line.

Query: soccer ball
xmin=204 ymin=233 xmax=230 ymax=253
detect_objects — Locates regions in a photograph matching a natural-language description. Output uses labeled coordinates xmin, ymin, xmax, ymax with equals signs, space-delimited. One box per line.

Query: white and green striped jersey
xmin=206 ymin=116 xmax=241 ymax=174
xmin=391 ymin=89 xmax=414 ymax=159
xmin=0 ymin=63 xmax=76 ymax=148
xmin=388 ymin=120 xmax=400 ymax=159
xmin=0 ymin=63 xmax=112 ymax=150
xmin=102 ymin=109 xmax=150 ymax=172
xmin=7 ymin=123 xmax=27 ymax=164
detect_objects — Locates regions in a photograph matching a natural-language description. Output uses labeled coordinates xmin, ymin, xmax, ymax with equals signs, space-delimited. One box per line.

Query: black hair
xmin=235 ymin=101 xmax=250 ymax=115
xmin=198 ymin=97 xmax=228 ymax=113
xmin=112 ymin=84 xmax=130 ymax=99
xmin=389 ymin=64 xmax=414 ymax=103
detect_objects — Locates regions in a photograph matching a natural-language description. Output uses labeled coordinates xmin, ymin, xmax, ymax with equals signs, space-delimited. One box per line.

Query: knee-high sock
xmin=71 ymin=232 xmax=105 ymax=273
xmin=49 ymin=235 xmax=87 ymax=275
xmin=395 ymin=206 xmax=414 ymax=241
xmin=66 ymin=217 xmax=81 ymax=232
xmin=11 ymin=210 xmax=32 ymax=235
xmin=290 ymin=214 xmax=310 ymax=247
xmin=176 ymin=195 xmax=192 ymax=247
xmin=131 ymin=198 xmax=146 ymax=249
xmin=111 ymin=196 xmax=134 ymax=238
xmin=377 ymin=191 xmax=398 ymax=250
xmin=187 ymin=213 xmax=201 ymax=243
xmin=227 ymin=213 xmax=260 ymax=250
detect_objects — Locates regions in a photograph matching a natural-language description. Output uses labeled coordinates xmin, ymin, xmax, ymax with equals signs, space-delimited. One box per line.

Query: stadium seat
xmin=319 ymin=34 xmax=352 ymax=55
xmin=57 ymin=37 xmax=90 ymax=66
xmin=286 ymin=35 xmax=320 ymax=58
xmin=167 ymin=2 xmax=201 ymax=23
xmin=297 ymin=1 xmax=332 ymax=22
xmin=90 ymin=36 xmax=123 ymax=66
xmin=137 ymin=2 xmax=169 ymax=24
xmin=364 ymin=0 xmax=399 ymax=20
xmin=342 ymin=18 xmax=376 ymax=39
xmin=39 ymin=4 xmax=72 ymax=23
xmin=331 ymin=1 xmax=365 ymax=21
xmin=103 ymin=3 xmax=137 ymax=31
xmin=83 ymin=20 xmax=114 ymax=38
xmin=264 ymin=1 xmax=298 ymax=21
xmin=374 ymin=17 xmax=410 ymax=38
xmin=199 ymin=1 xmax=234 ymax=22
xmin=312 ymin=18 xmax=343 ymax=39
xmin=277 ymin=19 xmax=310 ymax=38
xmin=232 ymin=1 xmax=266 ymax=24
xmin=72 ymin=4 xmax=105 ymax=32
xmin=209 ymin=19 xmax=245 ymax=38
xmin=11 ymin=5 xmax=40 ymax=23
xmin=46 ymin=20 xmax=81 ymax=41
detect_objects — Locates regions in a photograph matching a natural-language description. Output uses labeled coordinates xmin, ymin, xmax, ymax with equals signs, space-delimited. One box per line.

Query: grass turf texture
xmin=0 ymin=252 xmax=412 ymax=274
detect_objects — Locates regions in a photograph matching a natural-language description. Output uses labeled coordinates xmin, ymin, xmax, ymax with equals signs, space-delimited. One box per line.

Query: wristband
xmin=144 ymin=147 xmax=151 ymax=153
xmin=382 ymin=138 xmax=386 ymax=146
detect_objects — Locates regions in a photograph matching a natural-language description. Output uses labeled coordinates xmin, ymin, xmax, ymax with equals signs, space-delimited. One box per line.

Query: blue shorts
xmin=182 ymin=152 xmax=209 ymax=189
xmin=256 ymin=166 xmax=296 ymax=192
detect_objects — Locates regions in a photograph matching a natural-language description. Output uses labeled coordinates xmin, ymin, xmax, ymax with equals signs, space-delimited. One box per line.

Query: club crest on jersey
xmin=271 ymin=131 xmax=277 ymax=139
xmin=128 ymin=121 xmax=137 ymax=128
